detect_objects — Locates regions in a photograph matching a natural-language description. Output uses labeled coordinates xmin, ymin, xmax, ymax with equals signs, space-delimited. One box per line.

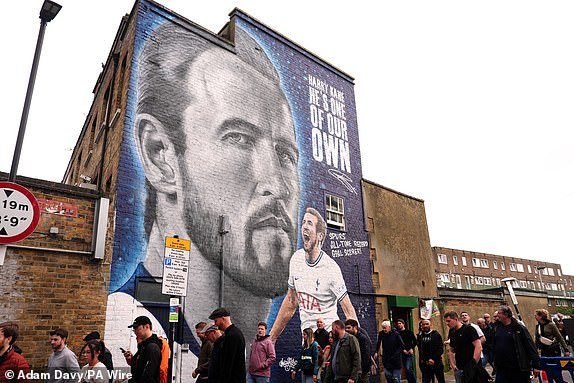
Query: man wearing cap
xmin=123 ymin=316 xmax=163 ymax=383
xmin=209 ymin=308 xmax=246 ymax=383
xmin=83 ymin=331 xmax=114 ymax=378
xmin=203 ymin=325 xmax=224 ymax=383
xmin=193 ymin=322 xmax=213 ymax=382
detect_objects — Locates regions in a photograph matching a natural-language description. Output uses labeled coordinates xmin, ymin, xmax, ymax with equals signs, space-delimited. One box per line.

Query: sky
xmin=2 ymin=1 xmax=573 ymax=274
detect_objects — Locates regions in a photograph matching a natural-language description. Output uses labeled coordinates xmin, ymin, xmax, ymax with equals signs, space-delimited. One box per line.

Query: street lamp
xmin=537 ymin=266 xmax=546 ymax=292
xmin=9 ymin=0 xmax=62 ymax=182
xmin=501 ymin=277 xmax=523 ymax=321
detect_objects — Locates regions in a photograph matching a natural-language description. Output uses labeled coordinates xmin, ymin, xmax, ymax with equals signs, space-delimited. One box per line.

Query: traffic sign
xmin=0 ymin=182 xmax=40 ymax=244
xmin=162 ymin=236 xmax=191 ymax=296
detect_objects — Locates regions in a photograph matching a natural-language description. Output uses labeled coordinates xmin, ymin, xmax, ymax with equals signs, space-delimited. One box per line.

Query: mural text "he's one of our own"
xmin=308 ymin=74 xmax=351 ymax=174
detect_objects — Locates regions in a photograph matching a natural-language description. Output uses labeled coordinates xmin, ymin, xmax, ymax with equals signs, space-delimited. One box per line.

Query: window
xmin=135 ymin=277 xmax=170 ymax=304
xmin=462 ymin=257 xmax=467 ymax=266
xmin=475 ymin=277 xmax=483 ymax=285
xmin=558 ymin=269 xmax=562 ymax=277
xmin=493 ymin=261 xmax=498 ymax=269
xmin=547 ymin=268 xmax=555 ymax=276
xmin=325 ymin=194 xmax=345 ymax=230
xmin=484 ymin=277 xmax=492 ymax=286
xmin=453 ymin=256 xmax=458 ymax=265
xmin=437 ymin=254 xmax=448 ymax=264
xmin=480 ymin=259 xmax=489 ymax=268
xmin=519 ymin=280 xmax=527 ymax=288
xmin=472 ymin=258 xmax=480 ymax=267
xmin=501 ymin=262 xmax=505 ymax=270
xmin=510 ymin=263 xmax=517 ymax=271
xmin=527 ymin=265 xmax=532 ymax=273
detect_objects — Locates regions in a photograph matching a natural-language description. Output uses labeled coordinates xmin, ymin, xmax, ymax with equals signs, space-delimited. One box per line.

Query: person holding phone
xmin=123 ymin=316 xmax=162 ymax=383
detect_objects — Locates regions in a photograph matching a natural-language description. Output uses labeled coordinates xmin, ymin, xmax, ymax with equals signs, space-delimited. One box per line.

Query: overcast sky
xmin=2 ymin=1 xmax=573 ymax=275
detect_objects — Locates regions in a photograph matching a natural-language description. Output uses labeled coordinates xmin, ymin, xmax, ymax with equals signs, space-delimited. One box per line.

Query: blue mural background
xmin=109 ymin=1 xmax=376 ymax=381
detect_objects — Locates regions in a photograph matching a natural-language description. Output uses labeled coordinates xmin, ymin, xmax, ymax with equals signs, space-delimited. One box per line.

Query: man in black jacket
xmin=417 ymin=319 xmax=445 ymax=383
xmin=210 ymin=308 xmax=246 ymax=383
xmin=396 ymin=319 xmax=417 ymax=383
xmin=345 ymin=319 xmax=372 ymax=383
xmin=494 ymin=305 xmax=541 ymax=383
xmin=123 ymin=316 xmax=162 ymax=383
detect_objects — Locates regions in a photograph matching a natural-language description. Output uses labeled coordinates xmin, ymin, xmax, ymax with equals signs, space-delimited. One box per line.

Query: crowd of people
xmin=0 ymin=305 xmax=571 ymax=383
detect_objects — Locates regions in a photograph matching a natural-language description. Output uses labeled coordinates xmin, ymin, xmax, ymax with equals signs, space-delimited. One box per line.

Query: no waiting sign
xmin=0 ymin=182 xmax=40 ymax=244
xmin=162 ymin=236 xmax=191 ymax=297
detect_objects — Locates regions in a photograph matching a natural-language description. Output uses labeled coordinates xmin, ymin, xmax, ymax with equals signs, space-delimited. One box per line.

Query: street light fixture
xmin=501 ymin=277 xmax=523 ymax=321
xmin=536 ymin=266 xmax=546 ymax=292
xmin=9 ymin=0 xmax=62 ymax=182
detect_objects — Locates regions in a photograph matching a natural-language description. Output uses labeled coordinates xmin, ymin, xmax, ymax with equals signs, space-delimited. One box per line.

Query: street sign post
xmin=162 ymin=236 xmax=191 ymax=297
xmin=0 ymin=182 xmax=40 ymax=244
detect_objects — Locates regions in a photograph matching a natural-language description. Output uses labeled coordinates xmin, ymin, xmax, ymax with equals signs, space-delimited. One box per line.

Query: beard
xmin=183 ymin=192 xmax=296 ymax=297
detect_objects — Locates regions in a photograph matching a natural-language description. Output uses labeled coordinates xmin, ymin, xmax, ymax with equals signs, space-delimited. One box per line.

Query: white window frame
xmin=462 ymin=257 xmax=467 ymax=266
xmin=453 ymin=256 xmax=458 ymax=265
xmin=472 ymin=258 xmax=480 ymax=267
xmin=437 ymin=253 xmax=448 ymax=264
xmin=480 ymin=259 xmax=489 ymax=268
xmin=325 ymin=194 xmax=345 ymax=231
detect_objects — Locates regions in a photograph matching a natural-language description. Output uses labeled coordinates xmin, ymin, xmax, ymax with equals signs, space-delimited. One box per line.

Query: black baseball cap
xmin=83 ymin=331 xmax=101 ymax=341
xmin=128 ymin=316 xmax=152 ymax=328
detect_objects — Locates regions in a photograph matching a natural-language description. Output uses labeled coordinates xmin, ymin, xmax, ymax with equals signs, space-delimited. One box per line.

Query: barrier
xmin=538 ymin=356 xmax=574 ymax=383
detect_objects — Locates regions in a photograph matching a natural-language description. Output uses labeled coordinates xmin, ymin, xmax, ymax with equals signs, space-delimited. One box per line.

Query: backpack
xmin=158 ymin=336 xmax=170 ymax=383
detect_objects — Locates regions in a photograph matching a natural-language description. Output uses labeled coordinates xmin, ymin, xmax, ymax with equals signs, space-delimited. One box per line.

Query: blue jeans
xmin=247 ymin=374 xmax=269 ymax=383
xmin=384 ymin=368 xmax=401 ymax=383
xmin=402 ymin=354 xmax=417 ymax=383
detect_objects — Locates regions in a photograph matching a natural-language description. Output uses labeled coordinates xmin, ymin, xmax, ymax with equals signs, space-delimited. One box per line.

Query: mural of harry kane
xmin=108 ymin=11 xmax=362 ymax=370
xmin=270 ymin=207 xmax=357 ymax=340
xmin=128 ymin=21 xmax=300 ymax=342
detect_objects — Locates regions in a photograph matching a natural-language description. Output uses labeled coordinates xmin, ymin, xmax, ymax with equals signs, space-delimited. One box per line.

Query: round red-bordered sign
xmin=0 ymin=182 xmax=40 ymax=244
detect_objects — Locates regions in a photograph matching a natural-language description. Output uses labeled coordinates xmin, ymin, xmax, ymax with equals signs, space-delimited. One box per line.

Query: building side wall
xmin=363 ymin=180 xmax=437 ymax=300
xmin=0 ymin=174 xmax=102 ymax=370
xmin=100 ymin=3 xmax=375 ymax=382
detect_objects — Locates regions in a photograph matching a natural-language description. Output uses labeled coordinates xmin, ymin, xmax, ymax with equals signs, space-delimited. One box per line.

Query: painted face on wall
xmin=301 ymin=212 xmax=321 ymax=253
xmin=179 ymin=49 xmax=300 ymax=297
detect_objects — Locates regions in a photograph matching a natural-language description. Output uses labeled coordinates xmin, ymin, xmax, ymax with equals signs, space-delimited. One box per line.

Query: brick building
xmin=433 ymin=246 xmax=574 ymax=310
xmin=0 ymin=173 xmax=106 ymax=370
xmin=61 ymin=1 xmax=375 ymax=381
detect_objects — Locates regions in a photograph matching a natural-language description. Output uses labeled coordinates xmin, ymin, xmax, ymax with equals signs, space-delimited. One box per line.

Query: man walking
xmin=247 ymin=322 xmax=276 ymax=383
xmin=314 ymin=318 xmax=330 ymax=350
xmin=0 ymin=322 xmax=30 ymax=383
xmin=193 ymin=322 xmax=213 ymax=382
xmin=201 ymin=325 xmax=223 ymax=383
xmin=323 ymin=320 xmax=361 ymax=383
xmin=345 ymin=319 xmax=372 ymax=383
xmin=396 ymin=319 xmax=416 ymax=383
xmin=47 ymin=328 xmax=80 ymax=383
xmin=375 ymin=320 xmax=403 ymax=383
xmin=417 ymin=319 xmax=445 ymax=383
xmin=494 ymin=305 xmax=540 ymax=383
xmin=123 ymin=316 xmax=162 ymax=383
xmin=444 ymin=311 xmax=482 ymax=383
xmin=209 ymin=308 xmax=246 ymax=383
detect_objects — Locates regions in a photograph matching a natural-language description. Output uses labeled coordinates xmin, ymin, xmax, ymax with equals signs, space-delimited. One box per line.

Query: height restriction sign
xmin=0 ymin=182 xmax=40 ymax=244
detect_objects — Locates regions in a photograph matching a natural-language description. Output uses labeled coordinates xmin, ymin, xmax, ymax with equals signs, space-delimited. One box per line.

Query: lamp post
xmin=9 ymin=0 xmax=62 ymax=182
xmin=537 ymin=266 xmax=546 ymax=292
xmin=501 ymin=277 xmax=522 ymax=321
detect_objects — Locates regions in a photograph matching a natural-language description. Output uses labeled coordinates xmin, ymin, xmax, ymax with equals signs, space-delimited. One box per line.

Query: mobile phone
xmin=120 ymin=347 xmax=126 ymax=353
